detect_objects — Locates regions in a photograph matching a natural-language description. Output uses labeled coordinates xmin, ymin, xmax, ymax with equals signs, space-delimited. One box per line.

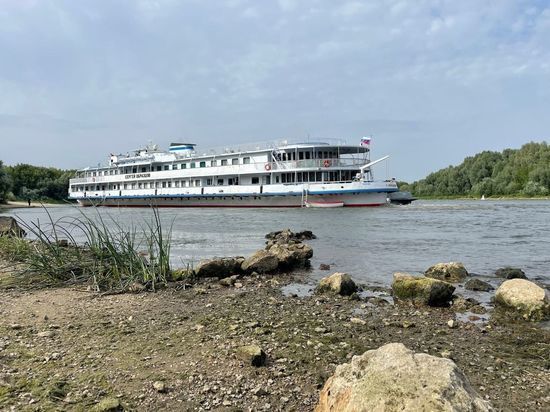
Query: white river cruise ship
xmin=68 ymin=139 xmax=398 ymax=208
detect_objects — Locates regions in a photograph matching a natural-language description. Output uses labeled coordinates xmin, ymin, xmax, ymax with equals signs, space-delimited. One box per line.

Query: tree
xmin=407 ymin=141 xmax=550 ymax=197
xmin=5 ymin=164 xmax=74 ymax=202
xmin=0 ymin=161 xmax=11 ymax=203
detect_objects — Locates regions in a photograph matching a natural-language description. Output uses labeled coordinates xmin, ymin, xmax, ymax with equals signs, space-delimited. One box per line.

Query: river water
xmin=4 ymin=200 xmax=550 ymax=287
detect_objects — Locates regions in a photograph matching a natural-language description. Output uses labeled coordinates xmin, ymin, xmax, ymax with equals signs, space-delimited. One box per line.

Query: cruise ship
xmin=68 ymin=139 xmax=398 ymax=208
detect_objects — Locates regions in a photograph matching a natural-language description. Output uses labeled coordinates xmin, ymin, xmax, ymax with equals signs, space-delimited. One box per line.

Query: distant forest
xmin=400 ymin=142 xmax=550 ymax=198
xmin=0 ymin=162 xmax=74 ymax=203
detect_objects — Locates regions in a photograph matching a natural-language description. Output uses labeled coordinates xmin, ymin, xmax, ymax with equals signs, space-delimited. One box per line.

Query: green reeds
xmin=5 ymin=206 xmax=174 ymax=292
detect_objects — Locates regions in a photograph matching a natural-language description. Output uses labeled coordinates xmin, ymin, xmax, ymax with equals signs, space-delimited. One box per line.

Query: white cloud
xmin=0 ymin=1 xmax=549 ymax=179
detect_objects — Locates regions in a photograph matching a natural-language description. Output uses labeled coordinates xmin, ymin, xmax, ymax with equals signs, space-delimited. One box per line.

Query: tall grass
xmin=3 ymin=206 xmax=174 ymax=292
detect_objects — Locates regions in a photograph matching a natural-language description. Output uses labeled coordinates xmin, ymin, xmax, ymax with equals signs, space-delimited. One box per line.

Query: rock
xmin=195 ymin=257 xmax=243 ymax=278
xmin=315 ymin=342 xmax=491 ymax=412
xmin=0 ymin=216 xmax=26 ymax=238
xmin=495 ymin=267 xmax=527 ymax=280
xmin=37 ymin=330 xmax=56 ymax=338
xmin=319 ymin=263 xmax=331 ymax=271
xmin=494 ymin=279 xmax=550 ymax=321
xmin=392 ymin=273 xmax=455 ymax=306
xmin=350 ymin=317 xmax=366 ymax=325
xmin=265 ymin=228 xmax=316 ymax=243
xmin=219 ymin=275 xmax=238 ymax=287
xmin=316 ymin=273 xmax=358 ymax=296
xmin=425 ymin=262 xmax=468 ymax=283
xmin=241 ymin=250 xmax=279 ymax=274
xmin=153 ymin=381 xmax=166 ymax=393
xmin=171 ymin=268 xmax=194 ymax=281
xmin=128 ymin=282 xmax=147 ymax=293
xmin=465 ymin=278 xmax=494 ymax=292
xmin=267 ymin=243 xmax=313 ymax=269
xmin=447 ymin=319 xmax=457 ymax=328
xmin=236 ymin=345 xmax=266 ymax=367
xmin=93 ymin=397 xmax=122 ymax=412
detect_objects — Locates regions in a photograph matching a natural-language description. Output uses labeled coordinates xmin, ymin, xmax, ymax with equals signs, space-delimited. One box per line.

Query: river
xmin=5 ymin=200 xmax=550 ymax=287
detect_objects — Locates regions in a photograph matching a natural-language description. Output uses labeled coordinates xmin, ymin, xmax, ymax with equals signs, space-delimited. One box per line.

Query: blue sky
xmin=1 ymin=0 xmax=549 ymax=181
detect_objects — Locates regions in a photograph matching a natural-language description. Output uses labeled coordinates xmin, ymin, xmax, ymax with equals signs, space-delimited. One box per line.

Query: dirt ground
xmin=1 ymin=268 xmax=549 ymax=411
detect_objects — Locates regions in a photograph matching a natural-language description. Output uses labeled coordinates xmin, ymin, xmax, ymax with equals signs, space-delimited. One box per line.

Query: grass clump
xmin=1 ymin=206 xmax=174 ymax=292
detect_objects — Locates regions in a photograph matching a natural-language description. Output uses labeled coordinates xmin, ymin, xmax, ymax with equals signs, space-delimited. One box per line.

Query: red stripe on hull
xmin=80 ymin=203 xmax=386 ymax=208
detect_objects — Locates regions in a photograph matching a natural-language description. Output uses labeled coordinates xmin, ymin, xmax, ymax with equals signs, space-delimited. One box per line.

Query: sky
xmin=0 ymin=0 xmax=549 ymax=181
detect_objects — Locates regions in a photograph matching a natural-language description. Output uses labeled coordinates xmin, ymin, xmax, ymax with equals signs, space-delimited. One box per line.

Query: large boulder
xmin=316 ymin=272 xmax=357 ymax=296
xmin=392 ymin=273 xmax=455 ymax=306
xmin=495 ymin=267 xmax=527 ymax=280
xmin=315 ymin=342 xmax=491 ymax=412
xmin=0 ymin=216 xmax=26 ymax=238
xmin=267 ymin=242 xmax=313 ymax=269
xmin=425 ymin=262 xmax=468 ymax=283
xmin=241 ymin=250 xmax=279 ymax=274
xmin=194 ymin=257 xmax=243 ymax=278
xmin=495 ymin=279 xmax=550 ymax=321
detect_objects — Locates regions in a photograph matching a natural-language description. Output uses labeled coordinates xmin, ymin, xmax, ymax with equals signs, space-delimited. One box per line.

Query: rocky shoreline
xmin=0 ymin=227 xmax=549 ymax=411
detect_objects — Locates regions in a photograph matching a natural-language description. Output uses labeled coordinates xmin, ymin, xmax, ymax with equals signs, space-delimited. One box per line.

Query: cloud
xmin=0 ymin=0 xmax=549 ymax=179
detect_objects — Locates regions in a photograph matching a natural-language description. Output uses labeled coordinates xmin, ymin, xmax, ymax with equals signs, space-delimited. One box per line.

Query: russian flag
xmin=360 ymin=137 xmax=371 ymax=147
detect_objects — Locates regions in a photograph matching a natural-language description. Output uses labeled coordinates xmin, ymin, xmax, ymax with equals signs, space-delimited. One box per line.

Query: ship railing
xmin=270 ymin=158 xmax=364 ymax=170
xmin=196 ymin=138 xmax=349 ymax=156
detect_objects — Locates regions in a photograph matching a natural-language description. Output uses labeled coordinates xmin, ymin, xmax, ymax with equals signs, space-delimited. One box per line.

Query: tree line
xmin=400 ymin=141 xmax=550 ymax=197
xmin=0 ymin=162 xmax=75 ymax=203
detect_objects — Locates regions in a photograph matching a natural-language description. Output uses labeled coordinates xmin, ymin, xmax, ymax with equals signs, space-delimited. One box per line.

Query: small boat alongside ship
xmin=68 ymin=139 xmax=399 ymax=208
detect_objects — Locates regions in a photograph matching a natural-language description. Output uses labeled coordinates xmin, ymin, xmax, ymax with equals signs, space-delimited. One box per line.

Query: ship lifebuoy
xmin=264 ymin=163 xmax=272 ymax=171
xmin=323 ymin=159 xmax=331 ymax=167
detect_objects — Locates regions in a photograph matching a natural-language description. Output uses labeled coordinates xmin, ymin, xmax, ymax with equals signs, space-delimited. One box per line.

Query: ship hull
xmin=76 ymin=191 xmax=389 ymax=208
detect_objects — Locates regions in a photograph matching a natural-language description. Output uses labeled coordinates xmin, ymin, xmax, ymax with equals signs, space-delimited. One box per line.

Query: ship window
xmin=252 ymin=177 xmax=259 ymax=184
xmin=164 ymin=165 xmax=169 ymax=171
xmin=162 ymin=182 xmax=167 ymax=188
xmin=168 ymin=182 xmax=172 ymax=188
xmin=232 ymin=158 xmax=239 ymax=165
xmin=132 ymin=167 xmax=137 ymax=173
xmin=200 ymin=161 xmax=206 ymax=168
xmin=181 ymin=163 xmax=186 ymax=169
xmin=141 ymin=167 xmax=146 ymax=173
xmin=206 ymin=178 xmax=212 ymax=186
xmin=131 ymin=183 xmax=136 ymax=189
xmin=243 ymin=157 xmax=250 ymax=164
xmin=156 ymin=166 xmax=161 ymax=171
xmin=221 ymin=159 xmax=228 ymax=166
xmin=195 ymin=179 xmax=201 ymax=186
xmin=172 ymin=164 xmax=178 ymax=170
xmin=211 ymin=160 xmax=217 ymax=166
xmin=306 ymin=152 xmax=311 ymax=159
xmin=191 ymin=163 xmax=196 ymax=169
xmin=138 ymin=183 xmax=142 ymax=189
xmin=217 ymin=178 xmax=224 ymax=185
xmin=276 ymin=176 xmax=280 ymax=183
xmin=281 ymin=174 xmax=286 ymax=183
xmin=299 ymin=152 xmax=304 ymax=160
xmin=175 ymin=181 xmax=180 ymax=188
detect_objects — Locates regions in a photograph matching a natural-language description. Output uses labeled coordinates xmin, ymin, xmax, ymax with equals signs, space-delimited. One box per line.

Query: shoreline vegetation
xmin=401 ymin=141 xmax=550 ymax=199
xmin=0 ymin=211 xmax=549 ymax=410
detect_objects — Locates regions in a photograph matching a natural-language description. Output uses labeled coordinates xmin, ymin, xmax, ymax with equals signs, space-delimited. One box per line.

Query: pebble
xmin=37 ymin=330 xmax=55 ymax=338
xmin=350 ymin=317 xmax=366 ymax=325
xmin=447 ymin=320 xmax=457 ymax=329
xmin=153 ymin=381 xmax=166 ymax=393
